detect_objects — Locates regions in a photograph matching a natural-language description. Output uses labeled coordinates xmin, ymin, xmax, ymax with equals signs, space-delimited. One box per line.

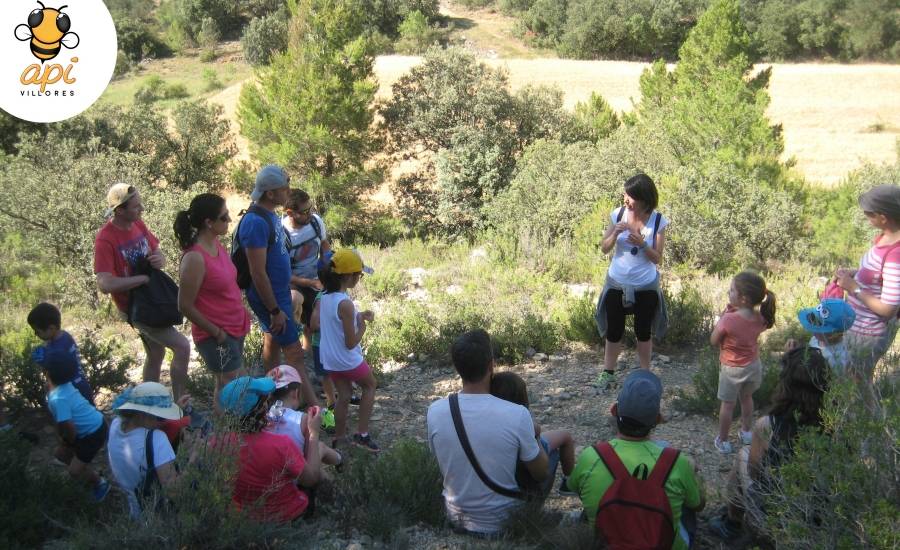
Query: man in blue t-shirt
xmin=27 ymin=302 xmax=94 ymax=404
xmin=238 ymin=165 xmax=318 ymax=407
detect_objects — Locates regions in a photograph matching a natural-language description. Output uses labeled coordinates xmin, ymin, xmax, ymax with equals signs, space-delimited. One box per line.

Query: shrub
xmin=202 ymin=68 xmax=224 ymax=92
xmin=570 ymin=92 xmax=620 ymax=143
xmin=157 ymin=0 xmax=242 ymax=45
xmin=114 ymin=17 xmax=171 ymax=62
xmin=767 ymin=380 xmax=900 ymax=549
xmin=241 ymin=12 xmax=288 ymax=66
xmin=198 ymin=17 xmax=222 ymax=50
xmin=164 ymin=100 xmax=237 ymax=190
xmin=661 ymin=281 xmax=716 ymax=349
xmin=335 ymin=439 xmax=444 ymax=541
xmin=364 ymin=301 xmax=439 ymax=368
xmin=674 ymin=348 xmax=781 ymax=415
xmin=363 ymin=269 xmax=411 ymax=300
xmin=0 ymin=431 xmax=100 ymax=549
xmin=134 ymin=77 xmax=189 ymax=103
xmin=76 ymin=328 xmax=134 ymax=397
xmin=394 ymin=10 xmax=448 ymax=54
xmin=553 ymin=292 xmax=601 ymax=345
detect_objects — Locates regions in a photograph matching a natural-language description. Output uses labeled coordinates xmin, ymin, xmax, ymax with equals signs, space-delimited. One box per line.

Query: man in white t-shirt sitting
xmin=427 ymin=329 xmax=549 ymax=536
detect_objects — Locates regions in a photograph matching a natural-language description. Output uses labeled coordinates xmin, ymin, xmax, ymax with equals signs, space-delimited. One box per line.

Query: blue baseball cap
xmin=219 ymin=376 xmax=275 ymax=417
xmin=617 ymin=370 xmax=663 ymax=428
xmin=798 ymin=299 xmax=856 ymax=334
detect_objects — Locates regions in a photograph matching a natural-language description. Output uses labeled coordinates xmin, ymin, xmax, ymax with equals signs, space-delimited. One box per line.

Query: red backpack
xmin=593 ymin=442 xmax=680 ymax=550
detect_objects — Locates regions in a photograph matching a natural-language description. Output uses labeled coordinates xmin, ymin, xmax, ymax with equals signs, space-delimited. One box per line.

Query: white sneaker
xmin=714 ymin=436 xmax=734 ymax=454
xmin=740 ymin=430 xmax=753 ymax=446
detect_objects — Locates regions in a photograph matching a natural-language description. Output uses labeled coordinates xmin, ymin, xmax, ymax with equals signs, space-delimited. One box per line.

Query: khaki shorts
xmin=718 ymin=358 xmax=763 ymax=402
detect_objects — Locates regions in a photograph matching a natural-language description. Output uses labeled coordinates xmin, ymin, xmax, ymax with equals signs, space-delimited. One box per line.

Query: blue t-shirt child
xmin=238 ymin=207 xmax=292 ymax=309
xmin=33 ymin=331 xmax=94 ymax=404
xmin=47 ymin=383 xmax=104 ymax=438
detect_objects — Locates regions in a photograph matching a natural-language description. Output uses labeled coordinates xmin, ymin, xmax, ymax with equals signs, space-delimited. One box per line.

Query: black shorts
xmin=293 ymin=285 xmax=319 ymax=327
xmin=74 ymin=419 xmax=108 ymax=463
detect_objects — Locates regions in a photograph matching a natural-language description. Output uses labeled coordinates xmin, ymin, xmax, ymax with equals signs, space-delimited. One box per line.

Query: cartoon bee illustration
xmin=14 ymin=2 xmax=79 ymax=64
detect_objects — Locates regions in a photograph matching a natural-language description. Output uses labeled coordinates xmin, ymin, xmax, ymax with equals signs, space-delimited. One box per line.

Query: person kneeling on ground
xmin=569 ymin=370 xmax=705 ymax=549
xmin=489 ymin=371 xmax=577 ymax=496
xmin=427 ymin=329 xmax=549 ymax=537
xmin=710 ymin=346 xmax=830 ymax=540
xmin=108 ymin=382 xmax=189 ymax=519
xmin=217 ymin=376 xmax=323 ymax=523
xmin=265 ymin=365 xmax=343 ymax=470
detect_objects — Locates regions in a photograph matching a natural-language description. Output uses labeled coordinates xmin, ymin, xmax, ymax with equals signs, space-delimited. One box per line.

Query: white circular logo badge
xmin=0 ymin=0 xmax=117 ymax=123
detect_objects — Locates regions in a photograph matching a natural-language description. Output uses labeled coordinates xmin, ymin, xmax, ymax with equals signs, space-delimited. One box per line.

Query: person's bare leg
xmin=141 ymin=333 xmax=164 ymax=383
xmin=262 ymin=333 xmax=279 ymax=371
xmin=215 ymin=368 xmax=244 ymax=414
xmin=718 ymin=401 xmax=736 ymax=442
xmin=604 ymin=340 xmax=623 ymax=372
xmin=739 ymin=388 xmax=754 ymax=433
xmin=318 ymin=441 xmax=342 ymax=465
xmin=637 ymin=339 xmax=653 ymax=370
xmin=355 ymin=371 xmax=377 ymax=435
xmin=68 ymin=456 xmax=100 ymax=487
xmin=542 ymin=429 xmax=576 ymax=475
xmin=283 ymin=342 xmax=319 ymax=407
xmin=151 ymin=327 xmax=191 ymax=400
xmin=332 ymin=377 xmax=352 ymax=440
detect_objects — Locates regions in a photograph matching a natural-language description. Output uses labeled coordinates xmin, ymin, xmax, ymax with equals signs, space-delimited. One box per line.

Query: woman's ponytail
xmin=760 ymin=289 xmax=777 ymax=329
xmin=173 ymin=210 xmax=196 ymax=251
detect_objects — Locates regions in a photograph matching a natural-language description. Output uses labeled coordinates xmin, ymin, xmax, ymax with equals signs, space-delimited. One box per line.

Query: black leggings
xmin=604 ymin=289 xmax=658 ymax=343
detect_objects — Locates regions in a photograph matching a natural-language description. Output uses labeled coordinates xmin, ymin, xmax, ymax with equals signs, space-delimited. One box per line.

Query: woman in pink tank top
xmin=174 ymin=194 xmax=251 ymax=409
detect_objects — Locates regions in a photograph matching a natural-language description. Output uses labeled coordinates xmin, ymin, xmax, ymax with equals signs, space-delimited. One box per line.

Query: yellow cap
xmin=331 ymin=249 xmax=373 ymax=275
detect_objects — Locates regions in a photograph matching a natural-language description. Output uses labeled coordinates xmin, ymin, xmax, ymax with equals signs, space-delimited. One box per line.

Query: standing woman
xmin=836 ymin=184 xmax=900 ymax=408
xmin=595 ymin=174 xmax=669 ymax=389
xmin=174 ymin=194 xmax=251 ymax=409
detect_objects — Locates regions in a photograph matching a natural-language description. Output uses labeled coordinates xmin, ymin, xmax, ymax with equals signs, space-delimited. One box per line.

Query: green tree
xmin=570 ymin=92 xmax=621 ymax=143
xmin=238 ymin=0 xmax=381 ymax=236
xmin=164 ymin=100 xmax=237 ymax=191
xmin=241 ymin=12 xmax=289 ymax=66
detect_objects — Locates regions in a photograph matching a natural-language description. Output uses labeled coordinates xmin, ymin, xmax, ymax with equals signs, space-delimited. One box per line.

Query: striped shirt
xmin=847 ymin=237 xmax=900 ymax=337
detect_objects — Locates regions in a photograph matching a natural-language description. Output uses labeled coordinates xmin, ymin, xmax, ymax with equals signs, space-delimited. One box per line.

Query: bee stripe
xmin=30 ymin=43 xmax=61 ymax=56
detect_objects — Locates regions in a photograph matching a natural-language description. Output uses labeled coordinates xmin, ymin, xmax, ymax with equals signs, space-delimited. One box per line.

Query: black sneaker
xmin=558 ymin=476 xmax=577 ymax=497
xmin=352 ymin=433 xmax=380 ymax=453
xmin=350 ymin=395 xmax=361 ymax=406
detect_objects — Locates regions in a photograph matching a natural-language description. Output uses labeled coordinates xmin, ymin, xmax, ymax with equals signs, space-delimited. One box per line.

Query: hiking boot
xmin=321 ymin=408 xmax=336 ymax=434
xmin=740 ymin=429 xmax=753 ymax=446
xmin=92 ymin=477 xmax=111 ymax=503
xmin=558 ymin=476 xmax=577 ymax=497
xmin=709 ymin=512 xmax=741 ymax=540
xmin=352 ymin=433 xmax=380 ymax=453
xmin=595 ymin=371 xmax=616 ymax=390
xmin=350 ymin=395 xmax=361 ymax=406
xmin=714 ymin=436 xmax=734 ymax=454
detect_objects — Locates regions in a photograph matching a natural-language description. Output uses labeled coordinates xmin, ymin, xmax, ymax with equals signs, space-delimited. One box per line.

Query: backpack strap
xmin=448 ymin=393 xmax=525 ymax=500
xmin=593 ymin=441 xmax=630 ymax=480
xmin=615 ymin=206 xmax=625 ymax=223
xmin=651 ymin=211 xmax=662 ymax=249
xmin=138 ymin=428 xmax=159 ymax=504
xmin=647 ymin=447 xmax=680 ymax=488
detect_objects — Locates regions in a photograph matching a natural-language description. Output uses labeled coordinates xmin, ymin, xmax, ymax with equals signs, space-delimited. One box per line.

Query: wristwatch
xmin=269 ymin=306 xmax=281 ymax=316
xmin=853 ymin=287 xmax=862 ymax=298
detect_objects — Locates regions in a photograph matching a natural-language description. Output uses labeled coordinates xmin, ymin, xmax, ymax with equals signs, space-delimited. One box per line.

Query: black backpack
xmin=128 ymin=267 xmax=183 ymax=328
xmin=231 ymin=204 xmax=290 ymax=290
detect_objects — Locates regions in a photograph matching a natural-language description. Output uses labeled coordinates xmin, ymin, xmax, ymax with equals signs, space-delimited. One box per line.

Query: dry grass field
xmin=375 ymin=55 xmax=900 ymax=186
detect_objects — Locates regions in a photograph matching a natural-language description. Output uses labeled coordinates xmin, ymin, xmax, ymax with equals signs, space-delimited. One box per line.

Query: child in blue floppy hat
xmin=796 ymin=298 xmax=856 ymax=374
xmin=217 ymin=376 xmax=324 ymax=523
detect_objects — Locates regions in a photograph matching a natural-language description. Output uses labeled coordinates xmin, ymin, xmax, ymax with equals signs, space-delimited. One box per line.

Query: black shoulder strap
xmin=651 ymin=211 xmax=662 ymax=248
xmin=310 ymin=215 xmax=322 ymax=240
xmin=448 ymin=393 xmax=524 ymax=500
xmin=288 ymin=215 xmax=324 ymax=253
xmin=247 ymin=204 xmax=277 ymax=247
xmin=616 ymin=206 xmax=625 ymax=223
xmin=140 ymin=428 xmax=159 ymax=501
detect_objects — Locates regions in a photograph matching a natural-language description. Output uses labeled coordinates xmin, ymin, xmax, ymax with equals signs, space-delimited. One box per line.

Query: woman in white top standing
xmin=314 ymin=249 xmax=379 ymax=452
xmin=107 ymin=382 xmax=186 ymax=519
xmin=594 ymin=174 xmax=669 ymax=389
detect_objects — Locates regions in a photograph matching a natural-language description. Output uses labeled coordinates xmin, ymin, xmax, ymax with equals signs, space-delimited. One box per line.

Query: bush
xmin=115 ymin=17 xmax=171 ymax=62
xmin=241 ymin=12 xmax=288 ymax=66
xmin=76 ymin=328 xmax=133 ymax=397
xmin=767 ymin=380 xmax=900 ymax=549
xmin=570 ymin=92 xmax=620 ymax=143
xmin=661 ymin=280 xmax=716 ymax=349
xmin=164 ymin=100 xmax=237 ymax=190
xmin=157 ymin=0 xmax=242 ymax=46
xmin=202 ymin=68 xmax=224 ymax=92
xmin=335 ymin=439 xmax=444 ymax=541
xmin=134 ymin=76 xmax=189 ymax=103
xmin=0 ymin=431 xmax=100 ymax=549
xmin=553 ymin=292 xmax=601 ymax=345
xmin=364 ymin=301 xmax=439 ymax=368
xmin=394 ymin=10 xmax=448 ymax=54
xmin=363 ymin=269 xmax=411 ymax=300
xmin=674 ymin=348 xmax=781 ymax=415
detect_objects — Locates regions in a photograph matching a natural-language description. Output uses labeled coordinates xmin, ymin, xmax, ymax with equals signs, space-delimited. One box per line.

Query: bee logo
xmin=14 ymin=2 xmax=79 ymax=64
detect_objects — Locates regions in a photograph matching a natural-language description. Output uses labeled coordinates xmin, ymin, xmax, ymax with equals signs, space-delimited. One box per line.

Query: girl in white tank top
xmin=313 ymin=249 xmax=380 ymax=452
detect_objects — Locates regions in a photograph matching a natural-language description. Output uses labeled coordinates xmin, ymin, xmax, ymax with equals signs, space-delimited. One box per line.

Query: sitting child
xmin=28 ymin=302 xmax=94 ymax=404
xmin=795 ymin=298 xmax=855 ymax=374
xmin=266 ymin=365 xmax=343 ymax=469
xmin=489 ymin=371 xmax=577 ymax=495
xmin=41 ymin=353 xmax=110 ymax=502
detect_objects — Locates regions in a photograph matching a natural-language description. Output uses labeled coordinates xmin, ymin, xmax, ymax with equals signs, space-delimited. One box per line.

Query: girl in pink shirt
xmin=710 ymin=271 xmax=776 ymax=454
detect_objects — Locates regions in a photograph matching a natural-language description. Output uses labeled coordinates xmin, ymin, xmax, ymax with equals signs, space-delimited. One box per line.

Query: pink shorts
xmin=327 ymin=360 xmax=371 ymax=383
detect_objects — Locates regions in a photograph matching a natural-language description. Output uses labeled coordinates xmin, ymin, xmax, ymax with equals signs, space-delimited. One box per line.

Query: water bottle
xmin=267 ymin=399 xmax=285 ymax=423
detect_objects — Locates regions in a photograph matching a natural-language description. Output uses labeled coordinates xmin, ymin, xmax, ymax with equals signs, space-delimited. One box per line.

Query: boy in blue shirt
xmin=27 ymin=303 xmax=94 ymax=404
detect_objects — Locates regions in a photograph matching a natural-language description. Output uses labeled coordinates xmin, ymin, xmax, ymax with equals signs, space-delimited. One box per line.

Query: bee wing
xmin=61 ymin=32 xmax=79 ymax=49
xmin=14 ymin=24 xmax=33 ymax=42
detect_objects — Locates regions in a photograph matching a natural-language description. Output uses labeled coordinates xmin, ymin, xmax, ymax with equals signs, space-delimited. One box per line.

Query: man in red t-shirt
xmin=93 ymin=183 xmax=190 ymax=399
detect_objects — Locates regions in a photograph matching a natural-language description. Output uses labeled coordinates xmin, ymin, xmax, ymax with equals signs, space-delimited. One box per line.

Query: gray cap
xmin=617 ymin=370 xmax=663 ymax=428
xmin=250 ymin=165 xmax=290 ymax=202
xmin=859 ymin=184 xmax=900 ymax=222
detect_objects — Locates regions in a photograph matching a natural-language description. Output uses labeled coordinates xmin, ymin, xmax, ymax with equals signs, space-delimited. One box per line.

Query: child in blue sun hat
xmin=796 ymin=298 xmax=856 ymax=374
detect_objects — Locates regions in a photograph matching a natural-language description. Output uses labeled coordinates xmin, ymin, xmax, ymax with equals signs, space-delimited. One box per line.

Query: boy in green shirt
xmin=569 ymin=370 xmax=705 ymax=549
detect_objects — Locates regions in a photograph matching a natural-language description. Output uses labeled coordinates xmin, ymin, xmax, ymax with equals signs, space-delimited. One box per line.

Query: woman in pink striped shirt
xmin=836 ymin=185 xmax=900 ymax=408
xmin=175 ymin=194 xmax=251 ymax=410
